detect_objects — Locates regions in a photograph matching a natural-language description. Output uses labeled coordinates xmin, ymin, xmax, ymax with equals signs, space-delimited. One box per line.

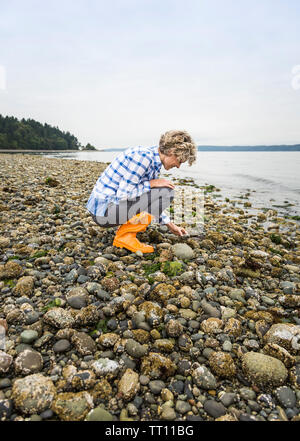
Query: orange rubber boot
xmin=113 ymin=211 xmax=155 ymax=253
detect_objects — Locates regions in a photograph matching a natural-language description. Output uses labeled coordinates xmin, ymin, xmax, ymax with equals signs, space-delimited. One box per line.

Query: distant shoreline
xmin=1 ymin=146 xmax=300 ymax=153
xmin=0 ymin=149 xmax=104 ymax=153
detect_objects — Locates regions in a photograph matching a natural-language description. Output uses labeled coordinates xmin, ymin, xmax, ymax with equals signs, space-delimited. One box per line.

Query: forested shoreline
xmin=0 ymin=115 xmax=91 ymax=150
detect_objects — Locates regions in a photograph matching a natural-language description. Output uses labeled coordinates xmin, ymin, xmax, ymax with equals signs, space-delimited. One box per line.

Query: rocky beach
xmin=0 ymin=153 xmax=300 ymax=422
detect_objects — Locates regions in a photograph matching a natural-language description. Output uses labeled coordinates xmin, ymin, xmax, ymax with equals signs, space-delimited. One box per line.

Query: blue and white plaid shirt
xmin=86 ymin=145 xmax=171 ymax=224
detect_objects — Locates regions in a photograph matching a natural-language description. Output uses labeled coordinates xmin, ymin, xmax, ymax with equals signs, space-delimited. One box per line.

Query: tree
xmin=0 ymin=114 xmax=85 ymax=150
xmin=83 ymin=143 xmax=97 ymax=151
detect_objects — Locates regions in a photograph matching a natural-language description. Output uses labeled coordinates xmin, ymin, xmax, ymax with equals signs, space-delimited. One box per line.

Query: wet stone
xmin=0 ymin=351 xmax=13 ymax=374
xmin=242 ymin=352 xmax=288 ymax=387
xmin=0 ymin=378 xmax=12 ymax=389
xmin=220 ymin=392 xmax=237 ymax=407
xmin=20 ymin=330 xmax=39 ymax=344
xmin=192 ymin=365 xmax=217 ymax=390
xmin=204 ymin=400 xmax=227 ymax=418
xmin=125 ymin=339 xmax=148 ymax=358
xmin=0 ymin=399 xmax=13 ymax=420
xmin=275 ymin=386 xmax=297 ymax=408
xmin=170 ymin=380 xmax=184 ymax=395
xmin=14 ymin=349 xmax=43 ymax=375
xmin=12 ymin=374 xmax=56 ymax=415
xmin=66 ymin=296 xmax=87 ymax=309
xmin=86 ymin=407 xmax=114 ymax=421
xmin=148 ymin=380 xmax=166 ymax=395
xmin=53 ymin=339 xmax=71 ymax=353
xmin=175 ymin=400 xmax=192 ymax=414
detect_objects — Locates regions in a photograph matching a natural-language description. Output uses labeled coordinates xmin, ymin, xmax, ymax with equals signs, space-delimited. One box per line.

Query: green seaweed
xmin=4 ymin=279 xmax=16 ymax=288
xmin=142 ymin=262 xmax=161 ymax=275
xmin=284 ymin=215 xmax=300 ymax=221
xmin=147 ymin=276 xmax=155 ymax=285
xmin=96 ymin=319 xmax=109 ymax=333
xmin=269 ymin=247 xmax=284 ymax=256
xmin=161 ymin=261 xmax=184 ymax=277
xmin=32 ymin=250 xmax=48 ymax=259
xmin=270 ymin=233 xmax=282 ymax=245
xmin=41 ymin=298 xmax=62 ymax=312
xmin=203 ymin=184 xmax=215 ymax=194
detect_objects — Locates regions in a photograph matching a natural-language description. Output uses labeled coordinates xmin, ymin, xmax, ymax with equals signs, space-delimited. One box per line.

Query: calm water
xmin=31 ymin=150 xmax=300 ymax=217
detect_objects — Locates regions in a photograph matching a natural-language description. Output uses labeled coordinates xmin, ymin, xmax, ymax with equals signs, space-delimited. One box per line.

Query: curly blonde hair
xmin=159 ymin=130 xmax=197 ymax=166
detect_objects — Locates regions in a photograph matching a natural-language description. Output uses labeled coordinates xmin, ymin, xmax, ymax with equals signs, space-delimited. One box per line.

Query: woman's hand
xmin=166 ymin=222 xmax=189 ymax=236
xmin=150 ymin=178 xmax=175 ymax=189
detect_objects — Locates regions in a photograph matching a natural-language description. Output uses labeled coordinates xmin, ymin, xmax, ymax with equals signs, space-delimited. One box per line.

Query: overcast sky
xmin=1 ymin=0 xmax=300 ymax=148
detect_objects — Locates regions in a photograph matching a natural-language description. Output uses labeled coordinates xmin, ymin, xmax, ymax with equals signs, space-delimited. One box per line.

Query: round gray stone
xmin=242 ymin=352 xmax=288 ymax=387
xmin=204 ymin=400 xmax=227 ymax=418
xmin=66 ymin=296 xmax=86 ymax=309
xmin=171 ymin=243 xmax=194 ymax=260
xmin=175 ymin=400 xmax=192 ymax=414
xmin=20 ymin=330 xmax=39 ymax=344
xmin=125 ymin=339 xmax=148 ymax=358
xmin=161 ymin=406 xmax=176 ymax=420
xmin=14 ymin=349 xmax=43 ymax=375
xmin=53 ymin=339 xmax=71 ymax=353
xmin=275 ymin=386 xmax=297 ymax=408
xmin=192 ymin=365 xmax=217 ymax=390
xmin=148 ymin=380 xmax=166 ymax=395
xmin=220 ymin=392 xmax=237 ymax=407
xmin=86 ymin=407 xmax=114 ymax=421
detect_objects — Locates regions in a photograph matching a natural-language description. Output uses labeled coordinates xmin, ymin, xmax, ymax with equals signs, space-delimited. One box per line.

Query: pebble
xmin=11 ymin=374 xmax=56 ymax=415
xmin=0 ymin=399 xmax=13 ymax=420
xmin=52 ymin=391 xmax=93 ymax=421
xmin=175 ymin=400 xmax=192 ymax=414
xmin=192 ymin=365 xmax=217 ymax=390
xmin=171 ymin=243 xmax=195 ymax=260
xmin=275 ymin=386 xmax=297 ymax=408
xmin=118 ymin=369 xmax=140 ymax=401
xmin=66 ymin=296 xmax=86 ymax=309
xmin=14 ymin=349 xmax=43 ymax=375
xmin=203 ymin=400 xmax=227 ymax=418
xmin=20 ymin=330 xmax=39 ymax=344
xmin=148 ymin=380 xmax=166 ymax=395
xmin=242 ymin=352 xmax=288 ymax=387
xmin=239 ymin=387 xmax=257 ymax=401
xmin=40 ymin=409 xmax=54 ymax=420
xmin=0 ymin=378 xmax=12 ymax=389
xmin=0 ymin=351 xmax=13 ymax=374
xmin=220 ymin=392 xmax=237 ymax=407
xmin=53 ymin=339 xmax=71 ymax=353
xmin=92 ymin=358 xmax=120 ymax=377
xmin=86 ymin=407 xmax=114 ymax=421
xmin=125 ymin=339 xmax=148 ymax=358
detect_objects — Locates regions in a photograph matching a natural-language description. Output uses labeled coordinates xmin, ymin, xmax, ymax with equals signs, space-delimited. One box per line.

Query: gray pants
xmin=91 ymin=187 xmax=174 ymax=227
